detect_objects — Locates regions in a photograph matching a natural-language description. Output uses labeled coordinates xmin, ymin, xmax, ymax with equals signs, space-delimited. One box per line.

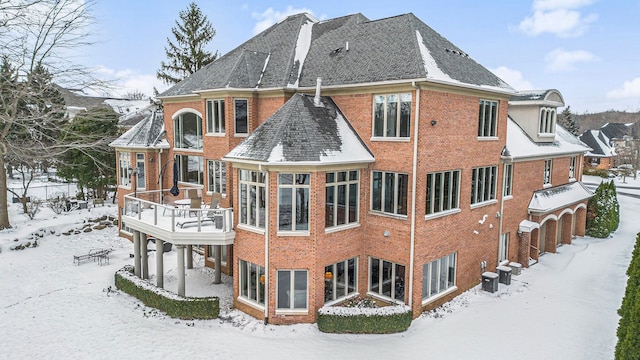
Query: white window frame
xmin=539 ymin=107 xmax=556 ymax=135
xmin=569 ymin=156 xmax=577 ymax=180
xmin=325 ymin=170 xmax=360 ymax=230
xmin=239 ymin=259 xmax=265 ymax=308
xmin=206 ymin=99 xmax=225 ymax=135
xmin=544 ymin=159 xmax=552 ymax=186
xmin=368 ymin=257 xmax=406 ymax=304
xmin=503 ymin=163 xmax=513 ymax=197
xmin=234 ymin=98 xmax=248 ymax=135
xmin=239 ymin=170 xmax=266 ymax=230
xmin=478 ymin=99 xmax=498 ymax=138
xmin=425 ymin=170 xmax=461 ymax=217
xmin=175 ymin=154 xmax=204 ymax=185
xmin=372 ymin=93 xmax=412 ymax=139
xmin=278 ymin=173 xmax=310 ymax=233
xmin=135 ymin=153 xmax=145 ymax=190
xmin=207 ymin=160 xmax=226 ymax=195
xmin=422 ymin=253 xmax=457 ymax=303
xmin=207 ymin=245 xmax=228 ymax=265
xmin=276 ymin=269 xmax=308 ymax=313
xmin=118 ymin=152 xmax=131 ymax=187
xmin=371 ymin=170 xmax=409 ymax=216
xmin=324 ymin=257 xmax=358 ymax=304
xmin=471 ymin=165 xmax=497 ymax=205
xmin=174 ymin=112 xmax=203 ymax=149
xmin=499 ymin=233 xmax=509 ymax=263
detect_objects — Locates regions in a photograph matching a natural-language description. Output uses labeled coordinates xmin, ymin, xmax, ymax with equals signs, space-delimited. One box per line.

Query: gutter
xmin=408 ymin=81 xmax=421 ymax=308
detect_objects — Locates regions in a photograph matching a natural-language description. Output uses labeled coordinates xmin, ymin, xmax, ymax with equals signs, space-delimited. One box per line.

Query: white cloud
xmin=251 ymin=6 xmax=316 ymax=34
xmin=489 ymin=66 xmax=534 ymax=91
xmin=544 ymin=48 xmax=598 ymax=72
xmin=91 ymin=66 xmax=167 ymax=98
xmin=518 ymin=0 xmax=597 ymax=37
xmin=606 ymin=77 xmax=640 ymax=99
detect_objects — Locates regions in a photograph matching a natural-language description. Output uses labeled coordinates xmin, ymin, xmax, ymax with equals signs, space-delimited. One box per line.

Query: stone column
xmin=186 ymin=245 xmax=193 ymax=269
xmin=133 ymin=230 xmax=141 ymax=277
xmin=140 ymin=233 xmax=149 ymax=280
xmin=177 ymin=245 xmax=185 ymax=296
xmin=214 ymin=245 xmax=222 ymax=284
xmin=156 ymin=239 xmax=164 ymax=288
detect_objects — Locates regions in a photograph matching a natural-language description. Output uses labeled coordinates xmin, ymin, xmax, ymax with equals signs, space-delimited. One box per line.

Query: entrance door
xmin=539 ymin=222 xmax=546 ymax=254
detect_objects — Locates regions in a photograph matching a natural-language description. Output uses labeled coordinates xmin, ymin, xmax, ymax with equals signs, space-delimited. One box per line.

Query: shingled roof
xmin=224 ymin=93 xmax=374 ymax=165
xmin=109 ymin=105 xmax=169 ymax=150
xmin=160 ymin=12 xmax=513 ymax=97
xmin=579 ymin=130 xmax=615 ymax=157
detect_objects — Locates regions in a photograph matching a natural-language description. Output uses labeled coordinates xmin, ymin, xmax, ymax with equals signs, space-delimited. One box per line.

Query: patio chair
xmin=187 ymin=197 xmax=202 ymax=217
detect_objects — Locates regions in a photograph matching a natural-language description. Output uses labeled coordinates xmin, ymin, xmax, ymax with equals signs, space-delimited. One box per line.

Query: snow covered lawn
xmin=1 ymin=179 xmax=638 ymax=359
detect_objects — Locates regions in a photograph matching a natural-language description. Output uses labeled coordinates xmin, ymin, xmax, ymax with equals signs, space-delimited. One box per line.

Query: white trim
xmin=421 ymin=286 xmax=457 ymax=306
xmin=424 ymin=208 xmax=461 ymax=220
xmin=477 ymin=136 xmax=499 ymax=141
xmin=325 ymin=222 xmax=361 ymax=234
xmin=171 ymin=107 xmax=202 ymax=119
xmin=237 ymin=224 xmax=266 ymax=235
xmin=237 ymin=296 xmax=265 ymax=311
xmin=470 ymin=199 xmax=498 ymax=209
xmin=370 ymin=137 xmax=411 ymax=142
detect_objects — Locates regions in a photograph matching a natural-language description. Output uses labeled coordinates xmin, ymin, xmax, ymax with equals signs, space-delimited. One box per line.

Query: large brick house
xmin=110 ymin=12 xmax=591 ymax=324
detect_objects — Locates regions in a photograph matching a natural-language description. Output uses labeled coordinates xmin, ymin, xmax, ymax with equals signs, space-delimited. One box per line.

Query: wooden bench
xmin=93 ymin=198 xmax=105 ymax=207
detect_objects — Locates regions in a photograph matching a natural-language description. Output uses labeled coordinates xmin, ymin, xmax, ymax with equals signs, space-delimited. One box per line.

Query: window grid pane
xmin=372 ymin=93 xmax=411 ymax=138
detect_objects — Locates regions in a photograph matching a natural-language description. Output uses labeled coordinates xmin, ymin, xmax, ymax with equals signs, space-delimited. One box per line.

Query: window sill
xmin=538 ymin=133 xmax=555 ymax=138
xmin=237 ymin=296 xmax=265 ymax=311
xmin=275 ymin=309 xmax=308 ymax=316
xmin=325 ymin=222 xmax=360 ymax=234
xmin=369 ymin=136 xmax=411 ymax=142
xmin=276 ymin=230 xmax=310 ymax=237
xmin=424 ymin=208 xmax=461 ymax=221
xmin=569 ymin=177 xmax=576 ymax=182
xmin=205 ymin=133 xmax=226 ymax=137
xmin=503 ymin=195 xmax=513 ymax=201
xmin=323 ymin=293 xmax=360 ymax=307
xmin=543 ymin=183 xmax=552 ymax=188
xmin=234 ymin=133 xmax=248 ymax=138
xmin=421 ymin=286 xmax=457 ymax=306
xmin=366 ymin=292 xmax=405 ymax=306
xmin=476 ymin=136 xmax=498 ymax=141
xmin=237 ymin=224 xmax=265 ymax=235
xmin=470 ymin=199 xmax=498 ymax=209
xmin=174 ymin=148 xmax=203 ymax=153
xmin=498 ymin=259 xmax=509 ymax=267
xmin=118 ymin=185 xmax=132 ymax=190
xmin=368 ymin=211 xmax=408 ymax=220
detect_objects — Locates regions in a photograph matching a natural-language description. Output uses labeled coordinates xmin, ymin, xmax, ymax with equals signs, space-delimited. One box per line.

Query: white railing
xmin=123 ymin=189 xmax=234 ymax=234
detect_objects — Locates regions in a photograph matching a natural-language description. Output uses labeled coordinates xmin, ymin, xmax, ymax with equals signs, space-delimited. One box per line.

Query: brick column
xmin=518 ymin=231 xmax=531 ymax=268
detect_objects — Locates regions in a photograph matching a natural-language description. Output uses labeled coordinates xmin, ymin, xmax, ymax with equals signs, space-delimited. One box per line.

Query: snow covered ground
xmin=1 ymin=176 xmax=638 ymax=360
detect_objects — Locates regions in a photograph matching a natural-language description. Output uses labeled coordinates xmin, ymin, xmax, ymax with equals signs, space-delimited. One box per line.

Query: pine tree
xmin=586 ymin=180 xmax=620 ymax=238
xmin=157 ymin=2 xmax=218 ymax=85
xmin=557 ymin=106 xmax=580 ymax=135
xmin=616 ymin=233 xmax=640 ymax=359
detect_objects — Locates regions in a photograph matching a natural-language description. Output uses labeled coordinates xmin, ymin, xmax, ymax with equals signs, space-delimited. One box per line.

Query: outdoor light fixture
xmin=383 ymin=230 xmax=390 ymax=237
xmin=431 ymin=120 xmax=438 ymax=126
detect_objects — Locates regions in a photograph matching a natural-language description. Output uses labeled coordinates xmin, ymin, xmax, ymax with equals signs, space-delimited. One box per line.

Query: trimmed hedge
xmin=115 ymin=265 xmax=219 ymax=320
xmin=317 ymin=305 xmax=412 ymax=334
xmin=586 ymin=180 xmax=620 ymax=238
xmin=616 ymin=232 xmax=640 ymax=359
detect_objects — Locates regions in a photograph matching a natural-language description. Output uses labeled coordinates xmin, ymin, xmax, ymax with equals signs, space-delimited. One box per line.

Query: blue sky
xmin=86 ymin=0 xmax=640 ymax=114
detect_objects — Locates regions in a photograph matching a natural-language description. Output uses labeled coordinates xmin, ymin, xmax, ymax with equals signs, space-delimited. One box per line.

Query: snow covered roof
xmin=579 ymin=130 xmax=616 ymax=158
xmin=528 ymin=182 xmax=593 ymax=215
xmin=160 ymin=13 xmax=513 ymax=97
xmin=503 ymin=117 xmax=591 ymax=160
xmin=109 ymin=106 xmax=169 ymax=150
xmin=509 ymin=89 xmax=564 ymax=106
xmin=224 ymin=94 xmax=374 ymax=166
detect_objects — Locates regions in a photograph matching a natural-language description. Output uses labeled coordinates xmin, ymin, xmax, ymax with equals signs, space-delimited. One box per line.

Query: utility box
xmin=496 ymin=266 xmax=512 ymax=285
xmin=482 ymin=272 xmax=499 ymax=293
xmin=509 ymin=262 xmax=522 ymax=276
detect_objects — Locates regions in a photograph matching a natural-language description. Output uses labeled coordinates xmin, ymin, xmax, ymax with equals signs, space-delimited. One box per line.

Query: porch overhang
xmin=528 ymin=182 xmax=593 ymax=216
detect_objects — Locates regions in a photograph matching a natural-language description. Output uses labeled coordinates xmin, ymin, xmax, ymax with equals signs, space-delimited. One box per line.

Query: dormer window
xmin=539 ymin=107 xmax=556 ymax=135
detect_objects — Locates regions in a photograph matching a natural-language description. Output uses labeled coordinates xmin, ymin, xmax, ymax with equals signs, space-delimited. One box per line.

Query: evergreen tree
xmin=557 ymin=106 xmax=580 ymax=135
xmin=157 ymin=2 xmax=218 ymax=85
xmin=616 ymin=233 xmax=640 ymax=359
xmin=586 ymin=180 xmax=620 ymax=238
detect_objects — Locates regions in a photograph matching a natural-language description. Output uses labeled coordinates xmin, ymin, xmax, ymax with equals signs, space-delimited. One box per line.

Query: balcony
xmin=122 ymin=189 xmax=235 ymax=246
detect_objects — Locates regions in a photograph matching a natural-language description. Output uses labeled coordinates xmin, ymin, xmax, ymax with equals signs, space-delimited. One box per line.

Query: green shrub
xmin=115 ymin=266 xmax=219 ymax=320
xmin=616 ymin=233 xmax=640 ymax=359
xmin=583 ymin=168 xmax=611 ymax=178
xmin=586 ymin=180 xmax=620 ymax=238
xmin=317 ymin=304 xmax=412 ymax=334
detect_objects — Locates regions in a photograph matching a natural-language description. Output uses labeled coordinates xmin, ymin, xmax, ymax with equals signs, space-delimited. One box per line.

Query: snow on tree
xmin=557 ymin=106 xmax=580 ymax=136
xmin=157 ymin=2 xmax=219 ymax=85
xmin=586 ymin=180 xmax=620 ymax=238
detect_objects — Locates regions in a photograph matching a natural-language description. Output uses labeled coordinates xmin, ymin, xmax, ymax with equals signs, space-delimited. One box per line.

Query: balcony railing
xmin=122 ymin=189 xmax=234 ymax=235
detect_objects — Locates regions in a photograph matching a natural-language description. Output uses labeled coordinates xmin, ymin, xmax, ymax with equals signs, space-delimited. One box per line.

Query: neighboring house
xmin=112 ymin=12 xmax=591 ymax=325
xmin=579 ymin=130 xmax=616 ymax=169
xmin=59 ymin=86 xmax=150 ymax=124
xmin=579 ymin=121 xmax=640 ymax=170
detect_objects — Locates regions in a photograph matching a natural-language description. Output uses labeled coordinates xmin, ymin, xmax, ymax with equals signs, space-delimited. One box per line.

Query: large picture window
xmin=325 ymin=171 xmax=359 ymax=228
xmin=234 ymin=99 xmax=248 ymax=134
xmin=372 ymin=171 xmax=408 ymax=216
xmin=239 ymin=259 xmax=265 ymax=306
xmin=278 ymin=173 xmax=310 ymax=232
xmin=207 ymin=160 xmax=226 ymax=194
xmin=422 ymin=253 xmax=456 ymax=301
xmin=206 ymin=99 xmax=225 ymax=134
xmin=174 ymin=112 xmax=203 ymax=149
xmin=324 ymin=258 xmax=357 ymax=303
xmin=277 ymin=270 xmax=308 ymax=311
xmin=118 ymin=152 xmax=131 ymax=187
xmin=239 ymin=170 xmax=266 ymax=228
xmin=373 ymin=93 xmax=411 ymax=138
xmin=471 ymin=165 xmax=497 ymax=205
xmin=175 ymin=154 xmax=204 ymax=185
xmin=369 ymin=257 xmax=405 ymax=303
xmin=478 ymin=99 xmax=498 ymax=137
xmin=425 ymin=170 xmax=460 ymax=216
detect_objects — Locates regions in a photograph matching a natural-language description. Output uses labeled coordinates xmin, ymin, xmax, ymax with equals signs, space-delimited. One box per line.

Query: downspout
xmin=262 ymin=164 xmax=270 ymax=324
xmin=408 ymin=81 xmax=421 ymax=309
xmin=498 ymin=161 xmax=506 ymax=263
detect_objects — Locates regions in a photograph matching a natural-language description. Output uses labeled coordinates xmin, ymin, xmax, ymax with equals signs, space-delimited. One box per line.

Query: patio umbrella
xmin=169 ymin=161 xmax=180 ymax=196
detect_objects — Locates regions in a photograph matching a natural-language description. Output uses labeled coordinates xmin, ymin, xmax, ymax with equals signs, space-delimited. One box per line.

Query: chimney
xmin=314 ymin=77 xmax=322 ymax=106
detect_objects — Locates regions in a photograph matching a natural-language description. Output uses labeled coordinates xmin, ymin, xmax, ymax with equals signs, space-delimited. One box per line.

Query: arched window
xmin=174 ymin=111 xmax=203 ymax=150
